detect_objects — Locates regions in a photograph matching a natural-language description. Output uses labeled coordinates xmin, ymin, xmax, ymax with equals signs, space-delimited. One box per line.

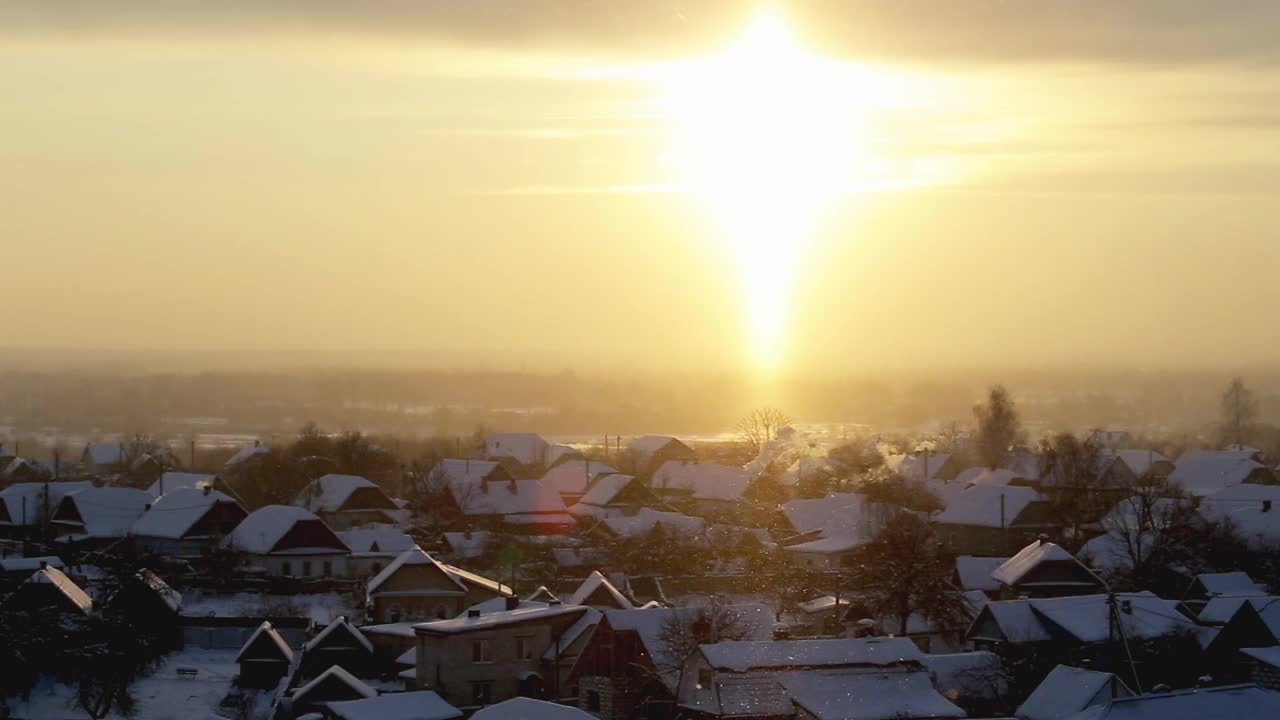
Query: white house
xmin=223 ymin=505 xmax=351 ymax=578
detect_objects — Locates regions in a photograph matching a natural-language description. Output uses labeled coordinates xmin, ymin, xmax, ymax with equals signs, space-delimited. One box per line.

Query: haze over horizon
xmin=5 ymin=1 xmax=1280 ymax=375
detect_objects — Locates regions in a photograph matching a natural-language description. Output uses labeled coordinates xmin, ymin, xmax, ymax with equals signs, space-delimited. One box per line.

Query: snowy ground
xmin=182 ymin=590 xmax=359 ymax=625
xmin=9 ymin=650 xmax=255 ymax=720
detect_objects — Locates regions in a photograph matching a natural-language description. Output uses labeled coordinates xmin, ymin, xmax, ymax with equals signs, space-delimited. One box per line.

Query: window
xmin=471 ymin=681 xmax=492 ymax=705
xmin=322 ymin=560 xmax=332 ymax=576
xmin=371 ymin=561 xmax=382 ymax=574
xmin=697 ymin=668 xmax=713 ymax=690
xmin=281 ymin=561 xmax=292 ymax=576
xmin=390 ymin=605 xmax=402 ymax=623
xmin=472 ymin=639 xmax=492 ymax=663
xmin=587 ymin=690 xmax=601 ymax=711
xmin=516 ymin=636 xmax=533 ymax=660
xmin=302 ymin=560 xmax=313 ymax=576
xmin=434 ymin=604 xmax=449 ymax=620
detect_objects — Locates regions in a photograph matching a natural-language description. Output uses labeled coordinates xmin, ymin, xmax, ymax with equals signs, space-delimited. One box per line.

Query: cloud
xmin=3 ymin=0 xmax=1279 ymax=66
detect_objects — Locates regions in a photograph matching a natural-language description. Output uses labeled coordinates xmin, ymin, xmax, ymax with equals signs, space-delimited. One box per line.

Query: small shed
xmin=236 ymin=621 xmax=294 ymax=689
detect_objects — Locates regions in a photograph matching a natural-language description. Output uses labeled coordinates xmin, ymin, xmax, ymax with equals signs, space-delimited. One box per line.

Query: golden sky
xmin=3 ymin=1 xmax=1280 ymax=374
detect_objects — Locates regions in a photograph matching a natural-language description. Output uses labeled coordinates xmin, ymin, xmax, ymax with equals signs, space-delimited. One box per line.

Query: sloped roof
xmin=237 ymin=621 xmax=293 ymax=663
xmin=431 ymin=458 xmax=503 ymax=488
xmin=453 ymin=478 xmax=568 ymax=517
xmin=131 ymin=487 xmax=240 ymax=539
xmin=954 ymin=556 xmax=1007 ymax=592
xmin=567 ymin=570 xmax=633 ymax=609
xmin=291 ymin=665 xmax=376 ymax=704
xmin=294 ymin=474 xmax=391 ymax=513
xmin=1195 ymin=571 xmax=1267 ymax=597
xmin=25 ymin=566 xmax=93 ymax=613
xmin=224 ymin=505 xmax=339 ymax=554
xmin=326 ymin=691 xmax=461 ymax=720
xmin=442 ymin=531 xmax=490 ymax=559
xmin=337 ymin=527 xmax=416 ymax=555
xmin=484 ymin=433 xmax=549 ymax=466
xmin=1016 ymin=664 xmax=1131 ymax=720
xmin=601 ymin=508 xmax=705 ymax=538
xmin=1105 ymin=449 xmax=1171 ymax=478
xmin=414 ymin=603 xmax=586 ymax=635
xmin=541 ymin=461 xmax=616 ymax=497
xmin=781 ymin=493 xmax=869 ymax=535
xmin=225 ymin=442 xmax=271 ymax=468
xmin=603 ymin=603 xmax=775 ymax=681
xmin=700 ymin=636 xmax=925 ymax=673
xmin=1063 ymin=684 xmax=1280 ymax=720
xmin=977 ymin=592 xmax=1204 ymax=645
xmin=1198 ymin=596 xmax=1272 ymax=625
xmin=956 ymin=467 xmax=1024 ymax=488
xmin=652 ymin=461 xmax=750 ymax=501
xmin=526 ymin=585 xmax=559 ymax=603
xmin=367 ymin=547 xmax=465 ymax=596
xmin=145 ymin=472 xmax=216 ymax=498
xmin=785 ymin=669 xmax=965 ymax=720
xmin=1241 ymin=646 xmax=1280 ymax=670
xmin=0 ymin=555 xmax=64 ymax=573
xmin=934 ymin=485 xmax=1040 ymax=527
xmin=896 ymin=452 xmax=953 ymax=482
xmin=1170 ymin=450 xmax=1272 ymax=496
xmin=925 ymin=651 xmax=1005 ymax=701
xmin=577 ymin=473 xmax=634 ymax=507
xmin=304 ymin=616 xmax=374 ymax=653
xmin=57 ymin=487 xmax=152 ymax=538
xmin=628 ymin=435 xmax=690 ymax=468
xmin=136 ymin=568 xmax=183 ymax=613
xmin=544 ymin=444 xmax=584 ymax=468
xmin=993 ymin=540 xmax=1097 ymax=587
xmin=471 ymin=697 xmax=595 ymax=720
xmin=0 ymin=481 xmax=93 ymax=527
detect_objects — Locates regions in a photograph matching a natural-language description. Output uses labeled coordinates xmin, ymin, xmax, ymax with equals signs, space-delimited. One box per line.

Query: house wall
xmin=578 ymin=675 xmax=639 ymax=720
xmin=936 ymin=524 xmax=1045 ymax=557
xmin=787 ymin=550 xmax=843 ymax=572
xmin=251 ymin=552 xmax=349 ymax=579
xmin=1248 ymin=658 xmax=1280 ymax=691
xmin=369 ymin=562 xmax=502 ymax=623
xmin=135 ymin=535 xmax=214 ymax=558
xmin=674 ymin=654 xmax=719 ymax=715
xmin=416 ymin=622 xmax=558 ymax=707
xmin=321 ymin=509 xmax=392 ymax=531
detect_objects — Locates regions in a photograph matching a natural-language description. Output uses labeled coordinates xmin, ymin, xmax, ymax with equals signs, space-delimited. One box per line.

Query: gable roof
xmin=598 ymin=603 xmax=774 ymax=682
xmin=1194 ymin=571 xmax=1267 ymax=598
xmin=577 ymin=473 xmax=634 ymax=507
xmin=291 ymin=665 xmax=376 ymax=704
xmin=896 ymin=452 xmax=954 ymax=482
xmin=337 ymin=527 xmax=416 ymax=555
xmin=600 ymin=508 xmax=706 ymax=538
xmin=56 ymin=487 xmax=152 ymax=539
xmin=0 ymin=481 xmax=94 ymax=527
xmin=225 ymin=441 xmax=271 ymax=469
xmin=367 ymin=547 xmax=465 ymax=596
xmin=414 ymin=602 xmax=586 ymax=635
xmin=145 ymin=472 xmax=217 ymax=498
xmin=567 ymin=571 xmax=633 ymax=609
xmin=237 ymin=621 xmax=293 ymax=663
xmin=934 ymin=485 xmax=1041 ymax=527
xmin=1016 ymin=664 xmax=1131 ymax=720
xmin=131 ymin=487 xmax=242 ymax=540
xmin=1063 ymin=684 xmax=1280 ymax=720
xmin=326 ymin=691 xmax=461 ymax=720
xmin=135 ymin=568 xmax=183 ymax=613
xmin=452 ymin=477 xmax=568 ymax=517
xmin=304 ymin=616 xmax=374 ymax=654
xmin=955 ymin=556 xmax=1007 ymax=593
xmin=1105 ymin=449 xmax=1171 ymax=478
xmin=484 ymin=433 xmax=549 ymax=466
xmin=700 ymin=636 xmax=925 ymax=673
xmin=992 ymin=540 xmax=1098 ymax=587
xmin=294 ymin=474 xmax=393 ymax=513
xmin=23 ymin=566 xmax=93 ymax=613
xmin=471 ymin=697 xmax=595 ymax=720
xmin=955 ymin=467 xmax=1024 ymax=488
xmin=785 ymin=669 xmax=965 ymax=720
xmin=526 ymin=585 xmax=559 ymax=603
xmin=441 ymin=531 xmax=490 ymax=559
xmin=652 ymin=461 xmax=750 ymax=501
xmin=544 ymin=443 xmax=584 ymax=468
xmin=540 ymin=461 xmax=616 ymax=497
xmin=430 ymin=458 xmax=506 ymax=488
xmin=1169 ymin=450 xmax=1273 ymax=496
xmin=781 ymin=493 xmax=869 ymax=535
xmin=223 ymin=505 xmax=347 ymax=554
xmin=628 ymin=435 xmax=692 ymax=468
xmin=971 ymin=593 xmax=1204 ymax=645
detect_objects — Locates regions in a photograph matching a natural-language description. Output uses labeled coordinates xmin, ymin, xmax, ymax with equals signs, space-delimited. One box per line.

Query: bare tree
xmin=656 ymin=599 xmax=753 ymax=674
xmin=973 ymin=385 xmax=1024 ymax=469
xmin=1221 ymin=377 xmax=1258 ymax=448
xmin=736 ymin=407 xmax=792 ymax=455
xmin=1039 ymin=432 xmax=1111 ymax=550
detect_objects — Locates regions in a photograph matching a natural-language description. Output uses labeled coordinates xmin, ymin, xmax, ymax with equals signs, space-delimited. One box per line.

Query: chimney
xmin=1265 ymin=500 xmax=1273 ymax=513
xmin=144 ymin=503 xmax=152 ymax=512
xmin=467 ymin=609 xmax=482 ymax=618
xmin=39 ymin=560 xmax=48 ymax=569
xmin=505 ymin=596 xmax=520 ymax=611
xmin=203 ymin=485 xmax=211 ymax=496
xmin=1120 ymin=599 xmax=1133 ymax=615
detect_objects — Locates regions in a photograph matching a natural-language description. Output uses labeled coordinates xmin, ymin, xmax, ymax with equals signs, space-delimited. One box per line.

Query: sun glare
xmin=662 ymin=8 xmax=899 ymax=371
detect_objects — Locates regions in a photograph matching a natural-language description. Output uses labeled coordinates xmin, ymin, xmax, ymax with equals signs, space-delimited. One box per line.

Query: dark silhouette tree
xmin=845 ymin=513 xmax=966 ymax=637
xmin=1221 ymin=377 xmax=1258 ymax=449
xmin=973 ymin=385 xmax=1024 ymax=469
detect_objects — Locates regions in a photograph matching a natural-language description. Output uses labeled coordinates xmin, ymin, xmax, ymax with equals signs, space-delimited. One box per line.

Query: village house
xmin=472 ymin=697 xmax=594 ymax=720
xmin=896 ymin=451 xmax=961 ymax=483
xmin=650 ymin=461 xmax=751 ymax=519
xmin=298 ymin=616 xmax=375 ymax=680
xmin=1169 ymin=449 xmax=1278 ymax=496
xmin=223 ymin=504 xmax=351 ymax=578
xmin=50 ymin=486 xmax=151 ymax=545
xmin=1197 ymin=483 xmax=1280 ymax=550
xmin=954 ymin=467 xmax=1032 ymax=490
xmin=80 ymin=440 xmax=176 ymax=481
xmin=566 ymin=571 xmax=633 ymax=610
xmin=323 ymin=690 xmax=462 ymax=720
xmin=1 ymin=564 xmax=93 ymax=617
xmin=0 ymin=457 xmax=52 ymax=485
xmin=283 ymin=665 xmax=378 ymax=718
xmin=145 ymin=471 xmax=231 ymax=498
xmin=675 ymin=637 xmax=964 ymax=720
xmin=990 ymin=539 xmax=1104 ymax=598
xmin=338 ymin=526 xmax=417 ymax=578
xmin=1203 ymin=596 xmax=1280 ymax=679
xmin=954 ymin=556 xmax=1007 ymax=596
xmin=236 ymin=621 xmax=295 ymax=688
xmin=626 ymin=435 xmax=696 ymax=479
xmin=293 ymin=473 xmax=400 ymax=530
xmin=1015 ymin=664 xmax=1133 ymax=720
xmin=779 ymin=493 xmax=882 ymax=571
xmin=1183 ymin=571 xmax=1268 ymax=607
xmin=130 ymin=486 xmax=248 ymax=556
xmin=1100 ymin=449 xmax=1175 ymax=481
xmin=430 ymin=458 xmax=573 ymax=533
xmin=570 ymin=603 xmax=774 ymax=720
xmin=566 ymin=473 xmax=641 ymax=520
xmin=366 ymin=546 xmax=512 ymax=624
xmin=0 ymin=555 xmax=65 ymax=589
xmin=413 ymin=601 xmax=589 ymax=708
xmin=1055 ymin=684 xmax=1280 ymax=720
xmin=595 ymin=508 xmax=706 ymax=541
xmin=933 ymin=485 xmax=1054 ymax=556
xmin=225 ymin=440 xmax=272 ymax=471
xmin=0 ymin=480 xmax=93 ymax=539
xmin=484 ymin=432 xmax=551 ymax=476
xmin=541 ymin=460 xmax=617 ymax=506
xmin=441 ymin=530 xmax=491 ymax=561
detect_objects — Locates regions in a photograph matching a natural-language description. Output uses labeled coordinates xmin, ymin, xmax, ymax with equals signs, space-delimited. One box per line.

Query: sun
xmin=661 ymin=7 xmax=895 ymax=371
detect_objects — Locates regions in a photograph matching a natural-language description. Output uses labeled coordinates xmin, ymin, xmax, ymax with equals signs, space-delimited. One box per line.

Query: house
xmin=0 ymin=555 xmax=65 ymax=587
xmin=1 ymin=564 xmax=93 ymax=617
xmin=1204 ymin=597 xmax=1280 ymax=677
xmin=896 ymin=451 xmax=960 ymax=482
xmin=675 ymin=637 xmax=963 ymax=720
xmin=991 ymin=539 xmax=1104 ymax=598
xmin=484 ymin=433 xmax=551 ymax=475
xmin=650 ymin=461 xmax=750 ymax=518
xmin=1196 ymin=595 xmax=1273 ymax=628
xmin=841 ymin=592 xmax=986 ymax=654
xmin=1169 ymin=449 xmax=1278 ymax=496
xmin=324 ymin=691 xmax=461 ymax=720
xmin=540 ymin=461 xmax=617 ymax=506
xmin=299 ymin=616 xmax=375 ymax=680
xmin=626 ymin=435 xmax=696 ymax=478
xmin=432 ymin=459 xmax=572 ymax=533
xmin=366 ymin=546 xmax=512 ymax=624
xmin=1197 ymin=484 xmax=1280 ymax=549
xmin=80 ymin=441 xmax=176 ymax=480
xmin=338 ymin=527 xmax=417 ymax=578
xmin=442 ymin=530 xmax=491 ymax=561
xmin=567 ymin=474 xmax=639 ymax=520
xmin=146 ymin=471 xmax=222 ymax=498
xmin=1185 ymin=571 xmax=1268 ymax=602
xmin=0 ymin=480 xmax=93 ymax=538
xmin=0 ymin=457 xmax=52 ymax=484
xmin=225 ymin=440 xmax=272 ymax=471
xmin=1001 ymin=448 xmax=1046 ymax=481
xmin=428 ymin=458 xmax=516 ymax=490
xmin=779 ymin=494 xmax=884 ymax=571
xmin=131 ymin=487 xmax=248 ymax=556
xmin=954 ymin=467 xmax=1031 ymax=489
xmin=789 ymin=595 xmax=853 ymax=636
xmin=925 ymin=651 xmax=1007 ymax=717
xmin=293 ymin=474 xmax=399 ymax=530
xmin=285 ymin=665 xmax=377 ymax=718
xmin=545 ymin=444 xmax=586 ymax=470
xmin=954 ymin=556 xmax=1008 ymax=595
xmin=596 ymin=508 xmax=706 ymax=540
xmin=933 ymin=485 xmax=1053 ymax=556
xmin=471 ymin=697 xmax=593 ymax=720
xmin=1015 ymin=664 xmax=1132 ymax=720
xmin=1057 ymin=684 xmax=1280 ymax=720
xmin=413 ymin=601 xmax=590 ymax=707
xmin=236 ymin=621 xmax=295 ymax=688
xmin=223 ymin=505 xmax=351 ymax=578
xmin=50 ymin=486 xmax=151 ymax=543
xmin=566 ymin=570 xmax=633 ymax=610
xmin=1100 ymin=450 xmax=1174 ymax=480
xmin=570 ymin=604 xmax=774 ymax=719
xmin=1241 ymin=647 xmax=1280 ymax=691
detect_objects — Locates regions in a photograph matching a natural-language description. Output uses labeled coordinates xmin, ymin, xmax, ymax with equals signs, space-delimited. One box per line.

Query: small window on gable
xmin=281 ymin=561 xmax=293 ymax=577
xmin=697 ymin=668 xmax=713 ymax=690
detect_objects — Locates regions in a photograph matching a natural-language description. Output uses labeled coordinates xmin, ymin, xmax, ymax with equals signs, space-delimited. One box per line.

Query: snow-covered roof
xmin=145 ymin=472 xmax=216 ymax=498
xmin=453 ymin=478 xmax=568 ymax=517
xmin=225 ymin=441 xmax=271 ymax=468
xmin=955 ymin=556 xmax=1007 ymax=592
xmin=526 ymin=585 xmax=559 ymax=603
xmin=224 ymin=505 xmax=343 ymax=554
xmin=326 ymin=691 xmax=461 ymax=720
xmin=781 ymin=493 xmax=869 ymax=535
xmin=1104 ymin=449 xmax=1171 ymax=478
xmin=601 ymin=508 xmax=705 ymax=538
xmin=0 ymin=482 xmax=93 ymax=527
xmin=1063 ymin=684 xmax=1280 ymax=720
xmin=442 ymin=531 xmax=491 ymax=559
xmin=131 ymin=487 xmax=240 ymax=540
xmin=567 ymin=570 xmax=633 ymax=609
xmin=540 ymin=461 xmax=616 ymax=497
xmin=367 ymin=547 xmax=465 ymax=596
xmin=414 ymin=603 xmax=586 ymax=635
xmin=294 ymin=474 xmax=389 ymax=513
xmin=576 ymin=473 xmax=634 ymax=508
xmin=136 ymin=568 xmax=183 ymax=613
xmin=786 ymin=669 xmax=965 ymax=720
xmin=56 ymin=487 xmax=152 ymax=538
xmin=992 ymin=540 xmax=1097 ymax=587
xmin=543 ymin=606 xmax=602 ymax=662
xmin=604 ymin=603 xmax=775 ymax=680
xmin=484 ymin=433 xmax=549 ymax=466
xmin=925 ymin=651 xmax=1005 ymax=701
xmin=432 ymin=458 xmax=504 ymax=488
xmin=1169 ymin=450 xmax=1273 ymax=496
xmin=337 ymin=527 xmax=416 ymax=555
xmin=1001 ymin=449 xmax=1045 ymax=480
xmin=896 ymin=452 xmax=953 ymax=482
xmin=974 ymin=593 xmax=1205 ymax=645
xmin=1241 ymin=646 xmax=1280 ymax=669
xmin=700 ymin=636 xmax=925 ymax=673
xmin=304 ymin=616 xmax=374 ymax=653
xmin=471 ymin=697 xmax=594 ymax=720
xmin=955 ymin=467 xmax=1024 ymax=488
xmin=1198 ymin=596 xmax=1273 ymax=626
xmin=544 ymin=443 xmax=584 ymax=468
xmin=628 ymin=435 xmax=689 ymax=468
xmin=1016 ymin=664 xmax=1130 ymax=720
xmin=652 ymin=461 xmax=750 ymax=501
xmin=933 ymin=485 xmax=1040 ymax=527
xmin=796 ymin=596 xmax=852 ymax=614
xmin=83 ymin=441 xmax=174 ymax=467
xmin=0 ymin=555 xmax=64 ymax=573
xmin=1195 ymin=571 xmax=1267 ymax=597
xmin=291 ymin=665 xmax=376 ymax=703
xmin=237 ymin=621 xmax=294 ymax=663
xmin=25 ymin=565 xmax=93 ymax=613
